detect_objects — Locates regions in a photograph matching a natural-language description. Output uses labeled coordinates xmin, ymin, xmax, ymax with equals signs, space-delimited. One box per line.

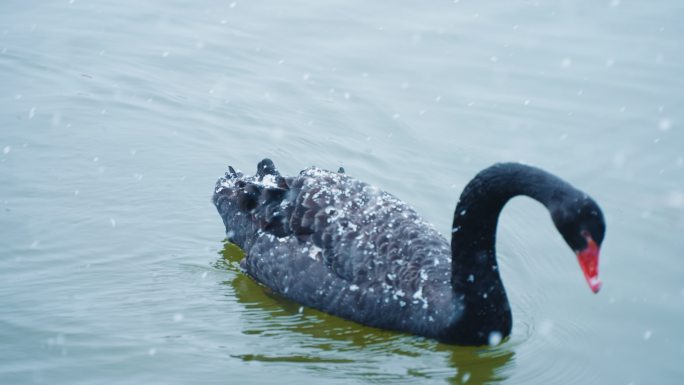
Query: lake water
xmin=1 ymin=1 xmax=683 ymax=384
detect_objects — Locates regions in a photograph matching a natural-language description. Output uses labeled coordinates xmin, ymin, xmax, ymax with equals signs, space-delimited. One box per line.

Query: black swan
xmin=212 ymin=159 xmax=605 ymax=346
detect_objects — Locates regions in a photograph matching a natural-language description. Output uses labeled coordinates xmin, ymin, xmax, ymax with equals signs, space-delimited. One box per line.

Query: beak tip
xmin=589 ymin=278 xmax=602 ymax=294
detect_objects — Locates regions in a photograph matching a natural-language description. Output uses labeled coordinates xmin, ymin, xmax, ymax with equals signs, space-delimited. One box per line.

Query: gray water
xmin=1 ymin=1 xmax=683 ymax=384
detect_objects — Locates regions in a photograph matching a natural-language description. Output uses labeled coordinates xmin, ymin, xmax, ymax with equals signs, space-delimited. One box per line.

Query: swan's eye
xmin=580 ymin=230 xmax=590 ymax=239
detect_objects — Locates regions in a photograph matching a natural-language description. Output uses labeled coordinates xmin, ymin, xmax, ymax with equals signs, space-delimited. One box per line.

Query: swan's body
xmin=213 ymin=160 xmax=605 ymax=345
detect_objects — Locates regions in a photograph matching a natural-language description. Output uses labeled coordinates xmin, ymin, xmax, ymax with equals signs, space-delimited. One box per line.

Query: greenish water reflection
xmin=217 ymin=241 xmax=515 ymax=385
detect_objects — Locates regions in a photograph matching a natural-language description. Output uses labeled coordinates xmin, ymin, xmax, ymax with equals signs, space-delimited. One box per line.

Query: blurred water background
xmin=1 ymin=0 xmax=683 ymax=384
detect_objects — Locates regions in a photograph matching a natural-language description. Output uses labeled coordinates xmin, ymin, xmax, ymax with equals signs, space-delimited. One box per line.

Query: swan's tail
xmin=214 ymin=159 xmax=293 ymax=247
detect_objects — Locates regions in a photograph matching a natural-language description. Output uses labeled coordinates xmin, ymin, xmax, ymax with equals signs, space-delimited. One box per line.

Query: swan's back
xmin=213 ymin=160 xmax=461 ymax=338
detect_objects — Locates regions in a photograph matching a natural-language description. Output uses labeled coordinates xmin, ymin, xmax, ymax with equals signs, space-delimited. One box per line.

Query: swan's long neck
xmin=446 ymin=163 xmax=574 ymax=344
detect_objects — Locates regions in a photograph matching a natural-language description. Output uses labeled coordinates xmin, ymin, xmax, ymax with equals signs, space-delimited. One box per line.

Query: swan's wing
xmin=242 ymin=213 xmax=461 ymax=338
xmin=245 ymin=167 xmax=453 ymax=300
xmin=233 ymin=166 xmax=459 ymax=336
xmin=243 ymin=232 xmax=347 ymax=307
xmin=238 ymin=167 xmax=372 ymax=283
xmin=243 ymin=229 xmax=452 ymax=333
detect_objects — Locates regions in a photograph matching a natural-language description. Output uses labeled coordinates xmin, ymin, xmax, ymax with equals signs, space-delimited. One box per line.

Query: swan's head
xmin=551 ymin=195 xmax=606 ymax=293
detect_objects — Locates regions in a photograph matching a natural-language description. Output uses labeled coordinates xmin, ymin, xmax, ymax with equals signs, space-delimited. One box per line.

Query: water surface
xmin=1 ymin=1 xmax=683 ymax=384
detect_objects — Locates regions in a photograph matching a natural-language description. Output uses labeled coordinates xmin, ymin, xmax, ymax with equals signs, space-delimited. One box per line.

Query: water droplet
xmin=488 ymin=331 xmax=502 ymax=345
xmin=2 ymin=146 xmax=9 ymax=155
xmin=173 ymin=313 xmax=184 ymax=322
xmin=643 ymin=330 xmax=652 ymax=340
xmin=659 ymin=118 xmax=672 ymax=131
xmin=666 ymin=191 xmax=684 ymax=208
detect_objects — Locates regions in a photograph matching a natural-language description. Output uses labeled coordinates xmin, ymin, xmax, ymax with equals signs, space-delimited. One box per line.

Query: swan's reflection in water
xmin=216 ymin=241 xmax=515 ymax=384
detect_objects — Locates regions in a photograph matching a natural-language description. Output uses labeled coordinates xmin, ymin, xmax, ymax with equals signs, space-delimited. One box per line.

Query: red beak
xmin=576 ymin=235 xmax=601 ymax=293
